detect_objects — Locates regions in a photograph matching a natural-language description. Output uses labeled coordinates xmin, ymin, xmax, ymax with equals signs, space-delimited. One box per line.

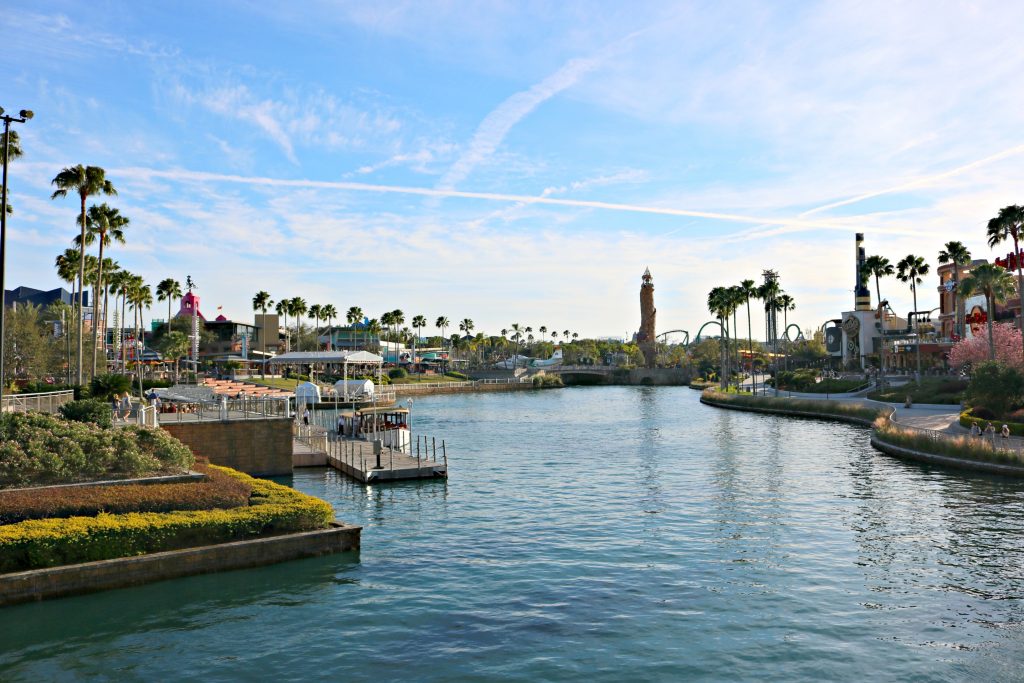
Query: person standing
xmin=303 ymin=406 xmax=310 ymax=426
xmin=120 ymin=393 xmax=132 ymax=421
xmin=985 ymin=422 xmax=997 ymax=446
xmin=111 ymin=392 xmax=122 ymax=422
xmin=1002 ymin=424 xmax=1011 ymax=441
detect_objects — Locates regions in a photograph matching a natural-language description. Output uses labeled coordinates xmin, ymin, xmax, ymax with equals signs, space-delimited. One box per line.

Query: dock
xmin=294 ymin=427 xmax=447 ymax=483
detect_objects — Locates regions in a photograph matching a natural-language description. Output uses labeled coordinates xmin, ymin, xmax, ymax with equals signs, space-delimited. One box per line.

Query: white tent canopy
xmin=294 ymin=381 xmax=322 ymax=404
xmin=266 ymin=351 xmax=383 ymax=364
xmin=334 ymin=379 xmax=374 ymax=399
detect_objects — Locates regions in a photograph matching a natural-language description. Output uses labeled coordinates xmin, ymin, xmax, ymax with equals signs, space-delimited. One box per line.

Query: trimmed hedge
xmin=0 ymin=412 xmax=194 ymax=488
xmin=59 ymin=398 xmax=113 ymax=428
xmin=0 ymin=464 xmax=251 ymax=524
xmin=959 ymin=408 xmax=1024 ymax=437
xmin=0 ymin=466 xmax=334 ymax=573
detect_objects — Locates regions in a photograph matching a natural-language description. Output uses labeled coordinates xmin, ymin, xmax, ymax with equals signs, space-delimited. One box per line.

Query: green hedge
xmin=0 ymin=466 xmax=334 ymax=572
xmin=0 ymin=412 xmax=194 ymax=488
xmin=59 ymin=398 xmax=113 ymax=428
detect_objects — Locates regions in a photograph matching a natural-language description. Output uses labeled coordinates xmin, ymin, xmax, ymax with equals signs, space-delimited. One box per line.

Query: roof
xmin=266 ymin=350 xmax=383 ymax=364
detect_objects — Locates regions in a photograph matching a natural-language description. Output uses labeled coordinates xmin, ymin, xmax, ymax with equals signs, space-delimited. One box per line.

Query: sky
xmin=3 ymin=1 xmax=1024 ymax=342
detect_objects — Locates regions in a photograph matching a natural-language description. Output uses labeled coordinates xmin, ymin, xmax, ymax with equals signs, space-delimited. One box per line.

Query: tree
xmin=75 ymin=203 xmax=129 ymax=377
xmin=289 ymin=297 xmax=307 ymax=353
xmin=896 ymin=254 xmax=931 ymax=382
xmin=252 ymin=291 xmax=273 ymax=375
xmin=50 ymin=165 xmax=117 ymax=385
xmin=308 ymin=304 xmax=323 ymax=350
xmin=365 ymin=318 xmax=382 ymax=351
xmin=986 ymin=204 xmax=1024 ymax=355
xmin=347 ymin=305 xmax=364 ymax=350
xmin=964 ymin=360 xmax=1024 ymax=419
xmin=539 ymin=325 xmax=547 ymax=343
xmin=937 ymin=241 xmax=972 ymax=339
xmin=322 ymin=304 xmax=337 ymax=351
xmin=435 ymin=316 xmax=449 ymax=349
xmin=707 ymin=287 xmax=732 ymax=389
xmin=960 ymin=263 xmax=1017 ymax=361
xmin=861 ymin=255 xmax=894 ymax=309
xmin=949 ymin=323 xmax=1023 ymax=371
xmin=738 ymin=278 xmax=757 ymax=371
xmin=275 ymin=300 xmax=289 ymax=353
xmin=460 ymin=318 xmax=474 ymax=338
xmin=156 ymin=278 xmax=183 ymax=340
xmin=411 ymin=315 xmax=426 ymax=363
xmin=159 ymin=331 xmax=190 ymax=382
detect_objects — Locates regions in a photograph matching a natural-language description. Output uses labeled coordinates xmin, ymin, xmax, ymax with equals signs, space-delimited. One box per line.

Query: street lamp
xmin=0 ymin=107 xmax=33 ymax=406
xmin=406 ymin=397 xmax=414 ymax=448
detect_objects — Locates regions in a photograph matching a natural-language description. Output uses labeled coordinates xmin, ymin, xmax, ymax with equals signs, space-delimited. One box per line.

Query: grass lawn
xmin=248 ymin=377 xmax=301 ymax=391
xmin=388 ymin=375 xmax=464 ymax=384
xmin=867 ymin=378 xmax=967 ymax=405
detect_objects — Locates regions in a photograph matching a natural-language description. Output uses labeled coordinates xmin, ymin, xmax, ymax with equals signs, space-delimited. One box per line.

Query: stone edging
xmin=701 ymin=393 xmax=1024 ymax=478
xmin=0 ymin=521 xmax=361 ymax=607
xmin=699 ymin=395 xmax=878 ymax=427
xmin=869 ymin=435 xmax=1024 ymax=477
xmin=2 ymin=471 xmax=207 ymax=494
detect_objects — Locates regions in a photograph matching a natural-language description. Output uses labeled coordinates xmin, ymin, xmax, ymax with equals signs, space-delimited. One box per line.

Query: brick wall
xmin=161 ymin=418 xmax=292 ymax=476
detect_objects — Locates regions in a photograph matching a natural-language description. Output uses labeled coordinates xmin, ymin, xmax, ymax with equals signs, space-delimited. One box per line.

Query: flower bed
xmin=0 ymin=463 xmax=251 ymax=525
xmin=0 ymin=466 xmax=334 ymax=573
xmin=0 ymin=412 xmax=194 ymax=488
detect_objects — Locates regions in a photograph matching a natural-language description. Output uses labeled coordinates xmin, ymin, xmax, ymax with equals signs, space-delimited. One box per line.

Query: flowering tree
xmin=948 ymin=323 xmax=1024 ymax=371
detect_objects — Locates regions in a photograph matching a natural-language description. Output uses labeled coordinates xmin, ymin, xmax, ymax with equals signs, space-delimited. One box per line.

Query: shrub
xmin=875 ymin=417 xmax=1024 ymax=466
xmin=0 ymin=466 xmax=334 ymax=572
xmin=90 ymin=373 xmax=133 ymax=401
xmin=969 ymin=406 xmax=995 ymax=420
xmin=59 ymin=398 xmax=113 ymax=428
xmin=142 ymin=379 xmax=173 ymax=390
xmin=388 ymin=367 xmax=408 ymax=380
xmin=958 ymin=408 xmax=1024 ymax=436
xmin=18 ymin=382 xmax=76 ymax=395
xmin=702 ymin=389 xmax=885 ymax=423
xmin=445 ymin=371 xmax=468 ymax=380
xmin=0 ymin=412 xmax=194 ymax=488
xmin=964 ymin=361 xmax=1024 ymax=418
xmin=0 ymin=463 xmax=251 ymax=524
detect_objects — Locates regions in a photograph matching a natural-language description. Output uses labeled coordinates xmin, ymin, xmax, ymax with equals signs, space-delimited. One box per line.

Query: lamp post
xmin=0 ymin=107 xmax=33 ymax=405
xmin=406 ymin=397 xmax=414 ymax=452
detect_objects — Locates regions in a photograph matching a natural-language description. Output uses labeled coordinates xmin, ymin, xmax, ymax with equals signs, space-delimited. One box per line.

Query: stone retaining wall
xmin=161 ymin=418 xmax=292 ymax=476
xmin=0 ymin=522 xmax=361 ymax=607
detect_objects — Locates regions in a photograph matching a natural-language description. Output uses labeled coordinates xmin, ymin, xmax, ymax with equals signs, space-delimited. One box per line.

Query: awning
xmin=266 ymin=350 xmax=383 ymax=364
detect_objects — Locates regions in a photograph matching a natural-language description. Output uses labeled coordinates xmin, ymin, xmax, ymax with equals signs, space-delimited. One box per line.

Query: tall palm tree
xmin=76 ymin=203 xmax=129 ymax=376
xmin=347 ymin=306 xmax=364 ymax=350
xmin=411 ymin=315 xmax=427 ymax=363
xmin=960 ymin=263 xmax=1017 ymax=360
xmin=322 ymin=304 xmax=338 ymax=351
xmin=50 ymin=165 xmax=117 ymax=385
xmin=539 ymin=325 xmax=548 ymax=343
xmin=986 ymin=205 xmax=1024 ymax=355
xmin=128 ymin=278 xmax=152 ymax=396
xmin=435 ymin=316 xmax=449 ymax=350
xmin=275 ymin=300 xmax=290 ymax=353
xmin=896 ymin=254 xmax=931 ymax=382
xmin=391 ymin=309 xmax=405 ymax=346
xmin=778 ymin=293 xmax=795 ymax=373
xmin=308 ymin=304 xmax=323 ymax=350
xmin=156 ymin=278 xmax=182 ymax=335
xmin=738 ymin=279 xmax=757 ymax=371
xmin=937 ymin=241 xmax=972 ymax=339
xmin=252 ymin=291 xmax=273 ymax=375
xmin=861 ymin=255 xmax=894 ymax=307
xmin=707 ymin=287 xmax=730 ymax=388
xmin=381 ymin=311 xmax=395 ymax=347
xmin=114 ymin=270 xmax=137 ymax=372
xmin=366 ymin=318 xmax=382 ymax=352
xmin=551 ymin=330 xmax=558 ymax=344
xmin=460 ymin=318 xmax=475 ymax=337
xmin=289 ymin=297 xmax=307 ymax=353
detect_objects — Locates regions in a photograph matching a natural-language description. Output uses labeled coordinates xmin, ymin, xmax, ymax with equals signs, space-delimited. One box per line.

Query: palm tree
xmin=460 ymin=318 xmax=475 ymax=338
xmin=322 ymin=304 xmax=338 ymax=351
xmin=896 ymin=254 xmax=931 ymax=382
xmin=987 ymin=205 xmax=1024 ymax=355
xmin=738 ymin=279 xmax=757 ymax=372
xmin=572 ymin=332 xmax=578 ymax=342
xmin=289 ymin=297 xmax=307 ymax=353
xmin=0 ymin=130 xmax=23 ymax=216
xmin=778 ymin=293 xmax=795 ymax=373
xmin=366 ymin=318 xmax=382 ymax=352
xmin=252 ymin=291 xmax=273 ymax=375
xmin=960 ymin=264 xmax=1017 ymax=360
xmin=539 ymin=325 xmax=548 ymax=343
xmin=937 ymin=241 xmax=972 ymax=339
xmin=707 ymin=287 xmax=730 ymax=388
xmin=391 ymin=310 xmax=405 ymax=346
xmin=435 ymin=316 xmax=449 ymax=350
xmin=347 ymin=306 xmax=364 ymax=350
xmin=128 ymin=278 xmax=152 ymax=396
xmin=76 ymin=203 xmax=129 ymax=376
xmin=275 ymin=300 xmax=290 ymax=353
xmin=412 ymin=315 xmax=427 ymax=362
xmin=308 ymin=304 xmax=323 ymax=350
xmin=50 ymin=165 xmax=117 ymax=385
xmin=156 ymin=278 xmax=182 ymax=335
xmin=861 ymin=255 xmax=894 ymax=307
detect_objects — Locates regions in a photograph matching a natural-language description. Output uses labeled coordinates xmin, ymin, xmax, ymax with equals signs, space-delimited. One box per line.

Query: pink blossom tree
xmin=948 ymin=323 xmax=1024 ymax=370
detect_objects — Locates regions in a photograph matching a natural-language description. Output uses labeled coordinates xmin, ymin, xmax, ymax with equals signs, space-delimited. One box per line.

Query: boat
xmin=337 ymin=404 xmax=411 ymax=452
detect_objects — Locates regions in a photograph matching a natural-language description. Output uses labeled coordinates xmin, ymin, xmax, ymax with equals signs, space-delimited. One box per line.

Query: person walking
xmin=970 ymin=423 xmax=982 ymax=439
xmin=111 ymin=392 xmax=122 ymax=422
xmin=985 ymin=422 xmax=997 ymax=446
xmin=303 ymin=406 xmax=310 ymax=427
xmin=120 ymin=393 xmax=132 ymax=421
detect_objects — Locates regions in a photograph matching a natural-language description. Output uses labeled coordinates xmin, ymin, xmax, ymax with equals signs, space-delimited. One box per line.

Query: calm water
xmin=3 ymin=387 xmax=1024 ymax=681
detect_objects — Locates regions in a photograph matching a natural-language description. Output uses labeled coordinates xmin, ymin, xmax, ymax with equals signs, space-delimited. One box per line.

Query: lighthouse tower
xmin=638 ymin=268 xmax=657 ymax=368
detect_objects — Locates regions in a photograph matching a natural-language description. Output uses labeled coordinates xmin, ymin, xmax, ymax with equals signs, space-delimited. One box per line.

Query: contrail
xmin=800 ymin=142 xmax=1024 ymax=217
xmin=114 ymin=166 xmax=900 ymax=232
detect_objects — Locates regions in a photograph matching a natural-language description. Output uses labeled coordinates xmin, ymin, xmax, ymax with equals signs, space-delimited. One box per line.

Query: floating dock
xmin=294 ymin=431 xmax=447 ymax=483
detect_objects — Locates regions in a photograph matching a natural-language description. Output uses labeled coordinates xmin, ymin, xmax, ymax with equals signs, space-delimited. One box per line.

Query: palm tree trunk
xmin=76 ymin=195 xmax=87 ymax=386
xmin=913 ymin=283 xmax=922 ymax=382
xmin=121 ymin=291 xmax=128 ymax=372
xmin=261 ymin=305 xmax=267 ymax=377
xmin=987 ymin=292 xmax=996 ymax=360
xmin=92 ymin=237 xmax=105 ymax=378
xmin=1016 ymin=236 xmax=1024 ymax=356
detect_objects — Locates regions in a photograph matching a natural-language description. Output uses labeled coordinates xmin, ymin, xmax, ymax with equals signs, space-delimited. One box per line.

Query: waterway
xmin=3 ymin=387 xmax=1024 ymax=681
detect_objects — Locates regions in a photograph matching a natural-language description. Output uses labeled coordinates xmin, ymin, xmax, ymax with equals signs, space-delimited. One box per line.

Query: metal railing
xmin=136 ymin=404 xmax=159 ymax=428
xmin=159 ymin=396 xmax=291 ymax=422
xmin=294 ymin=423 xmax=329 ymax=454
xmin=1 ymin=390 xmax=75 ymax=415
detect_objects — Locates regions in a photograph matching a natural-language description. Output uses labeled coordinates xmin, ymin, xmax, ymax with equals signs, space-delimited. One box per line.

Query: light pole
xmin=0 ymin=107 xmax=33 ymax=405
xmin=406 ymin=397 xmax=414 ymax=451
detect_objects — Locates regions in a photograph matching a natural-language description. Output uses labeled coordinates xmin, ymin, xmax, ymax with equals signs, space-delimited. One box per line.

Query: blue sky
xmin=4 ymin=1 xmax=1024 ymax=341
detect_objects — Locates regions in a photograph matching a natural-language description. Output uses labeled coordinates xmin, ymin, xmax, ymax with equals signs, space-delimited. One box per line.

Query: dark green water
xmin=3 ymin=387 xmax=1024 ymax=681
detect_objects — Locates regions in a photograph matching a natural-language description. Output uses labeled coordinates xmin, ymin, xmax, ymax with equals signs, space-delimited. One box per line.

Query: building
xmin=4 ymin=285 xmax=84 ymax=309
xmin=318 ymin=323 xmax=380 ymax=352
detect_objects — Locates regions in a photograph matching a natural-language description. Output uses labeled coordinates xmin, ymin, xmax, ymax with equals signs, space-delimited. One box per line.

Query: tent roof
xmin=266 ymin=350 xmax=383 ymax=364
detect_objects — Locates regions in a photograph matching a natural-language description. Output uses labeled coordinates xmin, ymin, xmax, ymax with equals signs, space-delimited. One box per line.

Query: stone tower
xmin=638 ymin=268 xmax=657 ymax=368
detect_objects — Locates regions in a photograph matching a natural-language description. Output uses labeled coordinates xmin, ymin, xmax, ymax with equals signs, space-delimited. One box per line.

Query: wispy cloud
xmin=111 ymin=166 xmax=921 ymax=234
